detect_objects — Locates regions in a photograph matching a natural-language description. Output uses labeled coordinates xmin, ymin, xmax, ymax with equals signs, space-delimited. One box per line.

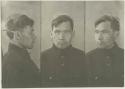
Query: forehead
xmin=95 ymin=21 xmax=112 ymax=31
xmin=53 ymin=21 xmax=72 ymax=31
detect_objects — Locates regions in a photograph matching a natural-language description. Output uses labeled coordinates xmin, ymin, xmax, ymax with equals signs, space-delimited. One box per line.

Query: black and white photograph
xmin=0 ymin=0 xmax=124 ymax=88
xmin=1 ymin=1 xmax=41 ymax=88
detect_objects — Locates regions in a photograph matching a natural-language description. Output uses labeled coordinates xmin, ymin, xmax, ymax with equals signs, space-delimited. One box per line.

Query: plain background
xmin=1 ymin=1 xmax=124 ymax=69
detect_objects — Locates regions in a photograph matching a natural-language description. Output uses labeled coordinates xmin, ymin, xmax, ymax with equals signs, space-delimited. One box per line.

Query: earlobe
xmin=14 ymin=31 xmax=20 ymax=40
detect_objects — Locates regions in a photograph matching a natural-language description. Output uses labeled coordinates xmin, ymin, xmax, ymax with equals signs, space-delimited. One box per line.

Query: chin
xmin=97 ymin=45 xmax=105 ymax=49
xmin=56 ymin=45 xmax=67 ymax=49
xmin=26 ymin=45 xmax=34 ymax=49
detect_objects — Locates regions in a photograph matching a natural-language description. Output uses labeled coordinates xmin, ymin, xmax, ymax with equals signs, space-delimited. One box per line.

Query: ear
xmin=113 ymin=31 xmax=119 ymax=39
xmin=14 ymin=31 xmax=23 ymax=41
xmin=50 ymin=30 xmax=53 ymax=39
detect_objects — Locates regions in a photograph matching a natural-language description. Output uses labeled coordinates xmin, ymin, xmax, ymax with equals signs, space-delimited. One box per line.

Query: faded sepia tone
xmin=86 ymin=1 xmax=124 ymax=87
xmin=1 ymin=0 xmax=124 ymax=88
xmin=85 ymin=1 xmax=124 ymax=53
xmin=1 ymin=1 xmax=41 ymax=68
xmin=1 ymin=1 xmax=41 ymax=88
xmin=41 ymin=1 xmax=85 ymax=52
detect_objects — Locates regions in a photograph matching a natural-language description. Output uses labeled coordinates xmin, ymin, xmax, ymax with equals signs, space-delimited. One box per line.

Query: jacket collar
xmin=8 ymin=43 xmax=29 ymax=56
xmin=52 ymin=44 xmax=72 ymax=54
xmin=97 ymin=43 xmax=120 ymax=55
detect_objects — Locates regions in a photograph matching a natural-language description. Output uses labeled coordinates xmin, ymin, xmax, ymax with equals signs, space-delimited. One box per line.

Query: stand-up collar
xmin=8 ymin=43 xmax=29 ymax=57
xmin=52 ymin=44 xmax=72 ymax=53
xmin=97 ymin=43 xmax=120 ymax=55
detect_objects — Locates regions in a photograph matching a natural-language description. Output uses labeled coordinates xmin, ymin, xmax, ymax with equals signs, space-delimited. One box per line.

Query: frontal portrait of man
xmin=2 ymin=14 xmax=40 ymax=88
xmin=86 ymin=15 xmax=124 ymax=87
xmin=40 ymin=15 xmax=87 ymax=87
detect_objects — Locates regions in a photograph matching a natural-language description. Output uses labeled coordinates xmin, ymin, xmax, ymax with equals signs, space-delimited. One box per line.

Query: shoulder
xmin=70 ymin=47 xmax=85 ymax=55
xmin=116 ymin=47 xmax=124 ymax=59
xmin=86 ymin=48 xmax=99 ymax=56
xmin=117 ymin=47 xmax=124 ymax=53
xmin=3 ymin=51 xmax=19 ymax=63
xmin=3 ymin=49 xmax=25 ymax=67
xmin=2 ymin=51 xmax=21 ymax=72
xmin=41 ymin=47 xmax=53 ymax=56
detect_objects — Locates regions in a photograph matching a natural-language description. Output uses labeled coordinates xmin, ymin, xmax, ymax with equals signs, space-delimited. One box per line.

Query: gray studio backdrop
xmin=1 ymin=1 xmax=124 ymax=69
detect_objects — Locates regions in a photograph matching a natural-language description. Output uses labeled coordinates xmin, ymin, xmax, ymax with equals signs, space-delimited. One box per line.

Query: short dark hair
xmin=95 ymin=15 xmax=120 ymax=31
xmin=6 ymin=14 xmax=34 ymax=39
xmin=51 ymin=15 xmax=74 ymax=30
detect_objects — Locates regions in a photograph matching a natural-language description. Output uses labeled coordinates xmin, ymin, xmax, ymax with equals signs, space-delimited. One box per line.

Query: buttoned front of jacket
xmin=86 ymin=44 xmax=124 ymax=87
xmin=41 ymin=45 xmax=87 ymax=87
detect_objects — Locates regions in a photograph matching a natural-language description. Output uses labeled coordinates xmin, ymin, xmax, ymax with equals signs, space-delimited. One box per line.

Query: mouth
xmin=97 ymin=40 xmax=103 ymax=44
xmin=57 ymin=40 xmax=66 ymax=45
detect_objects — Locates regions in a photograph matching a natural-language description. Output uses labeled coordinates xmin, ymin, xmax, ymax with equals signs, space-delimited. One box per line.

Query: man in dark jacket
xmin=86 ymin=15 xmax=124 ymax=87
xmin=2 ymin=14 xmax=40 ymax=88
xmin=41 ymin=15 xmax=87 ymax=87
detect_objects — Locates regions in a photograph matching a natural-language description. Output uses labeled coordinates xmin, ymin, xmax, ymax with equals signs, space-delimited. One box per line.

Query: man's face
xmin=20 ymin=25 xmax=36 ymax=49
xmin=51 ymin=21 xmax=74 ymax=49
xmin=95 ymin=21 xmax=118 ymax=49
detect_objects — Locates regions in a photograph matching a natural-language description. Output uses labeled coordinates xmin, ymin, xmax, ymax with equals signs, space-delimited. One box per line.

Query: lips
xmin=58 ymin=39 xmax=65 ymax=42
xmin=97 ymin=40 xmax=103 ymax=44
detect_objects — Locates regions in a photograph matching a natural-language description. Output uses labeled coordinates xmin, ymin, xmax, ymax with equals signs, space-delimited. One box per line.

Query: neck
xmin=105 ymin=43 xmax=115 ymax=49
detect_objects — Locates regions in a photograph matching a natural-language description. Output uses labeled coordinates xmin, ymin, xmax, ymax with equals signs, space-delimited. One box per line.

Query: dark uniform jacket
xmin=40 ymin=45 xmax=87 ymax=87
xmin=2 ymin=43 xmax=40 ymax=88
xmin=86 ymin=44 xmax=124 ymax=87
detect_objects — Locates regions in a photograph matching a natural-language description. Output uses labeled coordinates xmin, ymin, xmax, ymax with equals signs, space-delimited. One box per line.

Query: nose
xmin=59 ymin=32 xmax=65 ymax=39
xmin=98 ymin=32 xmax=103 ymax=41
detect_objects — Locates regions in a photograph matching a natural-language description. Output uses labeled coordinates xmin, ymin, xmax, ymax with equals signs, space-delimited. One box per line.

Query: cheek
xmin=53 ymin=34 xmax=58 ymax=40
xmin=24 ymin=34 xmax=33 ymax=44
xmin=103 ymin=34 xmax=113 ymax=41
xmin=65 ymin=34 xmax=72 ymax=41
xmin=51 ymin=34 xmax=58 ymax=43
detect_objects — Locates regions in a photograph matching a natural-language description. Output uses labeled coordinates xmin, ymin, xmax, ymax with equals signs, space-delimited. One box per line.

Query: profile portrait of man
xmin=86 ymin=15 xmax=124 ymax=87
xmin=40 ymin=15 xmax=87 ymax=87
xmin=2 ymin=14 xmax=40 ymax=88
